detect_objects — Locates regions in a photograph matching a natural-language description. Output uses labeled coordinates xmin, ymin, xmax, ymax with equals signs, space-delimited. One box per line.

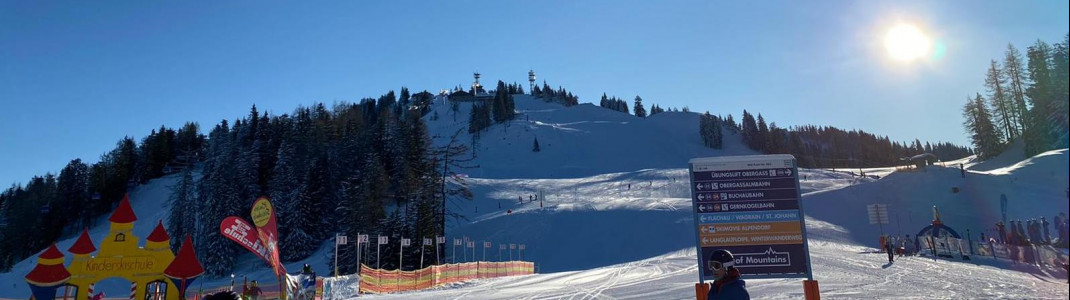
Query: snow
xmin=424 ymin=95 xmax=757 ymax=179
xmin=2 ymin=95 xmax=1067 ymax=299
xmin=965 ymin=139 xmax=1027 ymax=172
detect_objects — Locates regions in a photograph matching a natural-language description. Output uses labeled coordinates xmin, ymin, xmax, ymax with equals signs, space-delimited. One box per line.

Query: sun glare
xmin=884 ymin=23 xmax=931 ymax=62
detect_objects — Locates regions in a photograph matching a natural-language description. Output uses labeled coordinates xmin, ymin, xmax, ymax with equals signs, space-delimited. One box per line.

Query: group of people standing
xmin=994 ymin=213 xmax=1069 ymax=247
xmin=882 ymin=234 xmax=918 ymax=262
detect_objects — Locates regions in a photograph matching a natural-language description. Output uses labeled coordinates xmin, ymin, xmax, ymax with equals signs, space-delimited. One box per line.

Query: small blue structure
xmin=915 ymin=206 xmax=965 ymax=257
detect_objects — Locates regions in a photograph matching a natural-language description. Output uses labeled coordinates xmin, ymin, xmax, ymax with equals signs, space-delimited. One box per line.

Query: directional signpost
xmin=689 ymin=155 xmax=819 ymax=299
xmin=867 ymin=204 xmax=889 ymax=236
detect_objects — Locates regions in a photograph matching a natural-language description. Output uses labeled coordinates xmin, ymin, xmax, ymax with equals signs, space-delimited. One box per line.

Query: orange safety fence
xmin=359 ymin=261 xmax=535 ymax=294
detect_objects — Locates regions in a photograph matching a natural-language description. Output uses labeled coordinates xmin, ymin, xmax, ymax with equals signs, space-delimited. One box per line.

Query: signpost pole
xmin=359 ymin=233 xmax=363 ymax=273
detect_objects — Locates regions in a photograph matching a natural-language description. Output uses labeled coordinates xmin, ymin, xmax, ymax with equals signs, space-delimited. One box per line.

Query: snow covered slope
xmin=424 ymin=95 xmax=756 ymax=179
xmin=2 ymin=92 xmax=1066 ymax=299
xmin=373 ymin=149 xmax=1068 ymax=299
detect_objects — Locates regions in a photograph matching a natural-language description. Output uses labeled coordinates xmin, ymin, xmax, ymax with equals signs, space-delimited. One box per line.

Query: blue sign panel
xmin=689 ymin=155 xmax=812 ymax=282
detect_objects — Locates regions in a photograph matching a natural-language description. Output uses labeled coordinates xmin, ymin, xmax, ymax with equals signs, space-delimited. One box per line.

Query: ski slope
xmin=364 ymin=151 xmax=1068 ymax=299
xmin=424 ymin=95 xmax=757 ymax=179
xmin=2 ymin=95 xmax=1067 ymax=299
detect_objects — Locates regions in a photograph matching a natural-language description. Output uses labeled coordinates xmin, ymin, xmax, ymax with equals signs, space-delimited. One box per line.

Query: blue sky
xmin=1 ymin=1 xmax=1067 ymax=187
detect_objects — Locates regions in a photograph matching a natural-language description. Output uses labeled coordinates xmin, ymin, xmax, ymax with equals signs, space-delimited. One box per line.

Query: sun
xmin=884 ymin=23 xmax=931 ymax=62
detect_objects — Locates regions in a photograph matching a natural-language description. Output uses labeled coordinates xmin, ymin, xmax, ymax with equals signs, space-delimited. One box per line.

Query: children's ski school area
xmin=872 ymin=203 xmax=1069 ymax=276
xmin=15 ymin=195 xmax=536 ymax=300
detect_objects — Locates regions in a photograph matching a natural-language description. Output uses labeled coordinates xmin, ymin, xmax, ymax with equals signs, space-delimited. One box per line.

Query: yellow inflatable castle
xmin=25 ymin=194 xmax=203 ymax=300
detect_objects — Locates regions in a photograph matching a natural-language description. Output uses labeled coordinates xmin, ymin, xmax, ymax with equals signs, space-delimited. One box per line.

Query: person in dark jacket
xmin=884 ymin=235 xmax=895 ymax=263
xmin=246 ymin=280 xmax=262 ymax=300
xmin=706 ymin=249 xmax=750 ymax=300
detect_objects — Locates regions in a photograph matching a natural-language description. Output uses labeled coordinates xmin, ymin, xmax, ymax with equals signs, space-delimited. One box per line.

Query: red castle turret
xmin=25 ymin=244 xmax=72 ymax=300
xmin=164 ymin=235 xmax=204 ymax=299
xmin=147 ymin=221 xmax=170 ymax=243
xmin=146 ymin=220 xmax=171 ymax=250
xmin=68 ymin=228 xmax=97 ymax=255
xmin=109 ymin=194 xmax=137 ymax=223
xmin=25 ymin=244 xmax=71 ymax=286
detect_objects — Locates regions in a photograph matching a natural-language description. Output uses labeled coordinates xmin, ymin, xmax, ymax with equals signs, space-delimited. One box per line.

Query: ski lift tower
xmin=472 ymin=72 xmax=483 ymax=95
xmin=528 ymin=69 xmax=536 ymax=94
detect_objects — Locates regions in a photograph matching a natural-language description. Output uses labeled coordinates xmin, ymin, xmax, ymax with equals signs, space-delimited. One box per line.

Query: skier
xmin=1041 ymin=217 xmax=1051 ymax=244
xmin=1058 ymin=213 xmax=1069 ymax=247
xmin=1015 ymin=220 xmax=1029 ymax=245
xmin=996 ymin=221 xmax=1007 ymax=244
xmin=1028 ymin=219 xmax=1040 ymax=244
xmin=884 ymin=235 xmax=895 ymax=263
xmin=246 ymin=281 xmax=262 ymax=300
xmin=959 ymin=164 xmax=965 ymax=178
xmin=904 ymin=235 xmax=915 ymax=256
xmin=297 ymin=264 xmax=317 ymax=300
xmin=706 ymin=249 xmax=750 ymax=300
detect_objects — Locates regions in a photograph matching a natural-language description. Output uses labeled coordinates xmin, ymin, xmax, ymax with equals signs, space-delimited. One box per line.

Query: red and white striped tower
xmin=129 ymin=282 xmax=136 ymax=300
xmin=86 ymin=284 xmax=93 ymax=300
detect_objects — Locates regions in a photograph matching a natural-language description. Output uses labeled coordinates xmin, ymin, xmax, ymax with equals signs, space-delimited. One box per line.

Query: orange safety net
xmin=359 ymin=261 xmax=535 ymax=294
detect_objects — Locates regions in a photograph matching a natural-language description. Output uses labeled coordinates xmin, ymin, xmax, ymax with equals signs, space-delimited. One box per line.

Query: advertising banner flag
xmin=251 ymin=197 xmax=286 ymax=277
xmin=220 ymin=216 xmax=271 ymax=265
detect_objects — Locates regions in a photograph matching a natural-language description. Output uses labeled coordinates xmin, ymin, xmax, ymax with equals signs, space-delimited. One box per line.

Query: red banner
xmin=220 ymin=216 xmax=271 ymax=265
xmin=252 ymin=196 xmax=285 ymax=277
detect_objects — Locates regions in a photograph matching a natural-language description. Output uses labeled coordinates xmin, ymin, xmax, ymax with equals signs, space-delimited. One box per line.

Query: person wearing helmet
xmin=707 ymin=249 xmax=750 ymax=300
xmin=297 ymin=264 xmax=316 ymax=300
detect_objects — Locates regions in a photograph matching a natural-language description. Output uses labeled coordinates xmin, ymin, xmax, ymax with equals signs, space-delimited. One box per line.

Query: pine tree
xmin=167 ymin=168 xmax=196 ymax=253
xmin=57 ymin=159 xmax=90 ymax=230
xmin=1025 ymin=40 xmax=1058 ymax=155
xmin=986 ymin=60 xmax=1016 ymax=140
xmin=196 ymin=122 xmax=239 ymax=276
xmin=756 ymin=114 xmax=770 ymax=153
xmin=633 ymin=95 xmax=647 ymax=117
xmin=963 ymin=94 xmax=1004 ymax=159
xmin=1004 ymin=44 xmax=1031 ymax=135
xmin=1053 ymin=34 xmax=1070 ymax=148
xmin=532 ymin=137 xmax=541 ymax=152
xmin=741 ymin=110 xmax=758 ymax=150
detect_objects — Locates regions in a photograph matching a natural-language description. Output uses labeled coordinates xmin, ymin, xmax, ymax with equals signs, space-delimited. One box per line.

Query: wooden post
xmin=694 ymin=283 xmax=709 ymax=300
xmin=803 ymin=280 xmax=821 ymax=300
